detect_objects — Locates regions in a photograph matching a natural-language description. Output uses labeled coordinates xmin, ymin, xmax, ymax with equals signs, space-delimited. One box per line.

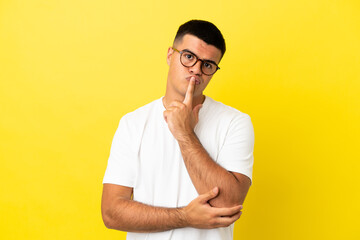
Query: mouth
xmin=186 ymin=76 xmax=201 ymax=85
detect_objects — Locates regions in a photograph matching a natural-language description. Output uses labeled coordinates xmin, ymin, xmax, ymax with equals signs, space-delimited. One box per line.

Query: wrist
xmin=177 ymin=207 xmax=189 ymax=228
xmin=176 ymin=130 xmax=197 ymax=144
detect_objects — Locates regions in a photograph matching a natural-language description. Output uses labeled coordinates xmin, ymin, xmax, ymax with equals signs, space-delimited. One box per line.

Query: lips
xmin=186 ymin=76 xmax=201 ymax=85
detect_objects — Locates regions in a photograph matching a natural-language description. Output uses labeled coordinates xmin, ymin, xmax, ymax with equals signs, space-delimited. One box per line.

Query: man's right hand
xmin=181 ymin=187 xmax=243 ymax=229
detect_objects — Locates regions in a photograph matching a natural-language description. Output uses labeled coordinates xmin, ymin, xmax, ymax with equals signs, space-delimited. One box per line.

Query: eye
xmin=184 ymin=53 xmax=194 ymax=60
xmin=203 ymin=62 xmax=213 ymax=69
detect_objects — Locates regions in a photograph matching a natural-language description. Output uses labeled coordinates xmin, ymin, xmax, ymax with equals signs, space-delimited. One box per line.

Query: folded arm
xmin=163 ymin=77 xmax=252 ymax=208
xmin=101 ymin=184 xmax=242 ymax=233
xmin=178 ymin=134 xmax=251 ymax=207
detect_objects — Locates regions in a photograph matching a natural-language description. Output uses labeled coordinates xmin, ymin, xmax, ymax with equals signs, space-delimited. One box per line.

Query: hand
xmin=181 ymin=187 xmax=243 ymax=229
xmin=163 ymin=77 xmax=202 ymax=141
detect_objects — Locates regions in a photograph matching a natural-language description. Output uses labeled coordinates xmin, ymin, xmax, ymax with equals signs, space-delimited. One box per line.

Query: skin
xmin=102 ymin=185 xmax=242 ymax=232
xmin=101 ymin=34 xmax=251 ymax=232
xmin=163 ymin=34 xmax=223 ymax=109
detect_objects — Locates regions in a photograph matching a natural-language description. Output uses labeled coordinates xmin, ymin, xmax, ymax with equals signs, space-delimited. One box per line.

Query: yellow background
xmin=1 ymin=0 xmax=359 ymax=239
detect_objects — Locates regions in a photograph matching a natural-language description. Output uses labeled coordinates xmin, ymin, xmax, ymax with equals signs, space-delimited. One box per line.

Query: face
xmin=166 ymin=34 xmax=222 ymax=99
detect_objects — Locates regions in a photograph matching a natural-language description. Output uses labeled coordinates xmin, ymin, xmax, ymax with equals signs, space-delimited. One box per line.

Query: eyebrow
xmin=182 ymin=49 xmax=218 ymax=66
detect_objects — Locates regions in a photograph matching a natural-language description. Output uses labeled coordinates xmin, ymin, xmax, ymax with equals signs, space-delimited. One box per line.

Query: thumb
xmin=200 ymin=187 xmax=219 ymax=203
xmin=193 ymin=104 xmax=202 ymax=122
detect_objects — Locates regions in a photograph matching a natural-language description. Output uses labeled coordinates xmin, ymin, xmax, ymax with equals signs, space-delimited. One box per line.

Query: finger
xmin=199 ymin=187 xmax=219 ymax=203
xmin=215 ymin=211 xmax=242 ymax=228
xmin=168 ymin=101 xmax=183 ymax=108
xmin=212 ymin=205 xmax=243 ymax=217
xmin=183 ymin=77 xmax=195 ymax=106
xmin=163 ymin=109 xmax=175 ymax=120
xmin=165 ymin=106 xmax=178 ymax=111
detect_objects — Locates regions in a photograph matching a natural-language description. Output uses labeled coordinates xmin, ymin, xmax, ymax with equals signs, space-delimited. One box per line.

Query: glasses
xmin=172 ymin=47 xmax=220 ymax=76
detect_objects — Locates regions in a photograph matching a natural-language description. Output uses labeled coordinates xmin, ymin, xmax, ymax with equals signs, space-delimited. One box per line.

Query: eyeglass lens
xmin=180 ymin=52 xmax=217 ymax=75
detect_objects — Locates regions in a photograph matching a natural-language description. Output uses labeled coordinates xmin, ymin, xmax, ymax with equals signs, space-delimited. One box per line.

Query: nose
xmin=188 ymin=60 xmax=202 ymax=75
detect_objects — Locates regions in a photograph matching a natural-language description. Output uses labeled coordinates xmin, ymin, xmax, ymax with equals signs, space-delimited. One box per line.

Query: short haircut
xmin=174 ymin=20 xmax=226 ymax=57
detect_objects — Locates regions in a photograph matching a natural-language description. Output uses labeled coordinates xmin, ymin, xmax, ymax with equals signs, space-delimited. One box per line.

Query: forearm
xmin=103 ymin=197 xmax=186 ymax=233
xmin=178 ymin=133 xmax=245 ymax=207
xmin=163 ymin=82 xmax=250 ymax=208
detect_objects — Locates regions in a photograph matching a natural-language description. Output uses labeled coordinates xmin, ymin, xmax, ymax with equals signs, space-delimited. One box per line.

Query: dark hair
xmin=174 ymin=20 xmax=226 ymax=57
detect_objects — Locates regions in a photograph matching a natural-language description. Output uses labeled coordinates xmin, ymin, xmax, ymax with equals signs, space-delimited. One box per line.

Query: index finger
xmin=183 ymin=76 xmax=195 ymax=106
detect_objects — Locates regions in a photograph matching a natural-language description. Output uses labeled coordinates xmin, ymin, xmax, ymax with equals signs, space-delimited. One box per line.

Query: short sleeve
xmin=102 ymin=116 xmax=137 ymax=187
xmin=217 ymin=114 xmax=254 ymax=183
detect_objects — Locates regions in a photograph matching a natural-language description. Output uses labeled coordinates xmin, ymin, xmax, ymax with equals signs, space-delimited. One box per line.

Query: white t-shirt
xmin=103 ymin=96 xmax=254 ymax=240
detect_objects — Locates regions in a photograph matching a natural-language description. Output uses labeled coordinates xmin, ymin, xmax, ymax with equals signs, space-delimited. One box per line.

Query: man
xmin=101 ymin=20 xmax=254 ymax=240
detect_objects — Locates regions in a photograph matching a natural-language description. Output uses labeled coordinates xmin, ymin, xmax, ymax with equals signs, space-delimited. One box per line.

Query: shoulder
xmin=204 ymin=96 xmax=252 ymax=123
xmin=120 ymin=98 xmax=162 ymax=124
xmin=114 ymin=98 xmax=163 ymax=137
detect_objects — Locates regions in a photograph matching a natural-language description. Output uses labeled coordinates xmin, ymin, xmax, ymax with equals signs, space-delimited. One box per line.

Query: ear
xmin=167 ymin=47 xmax=174 ymax=66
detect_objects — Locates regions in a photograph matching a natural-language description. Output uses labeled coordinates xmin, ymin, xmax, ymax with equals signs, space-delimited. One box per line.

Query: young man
xmin=101 ymin=20 xmax=254 ymax=240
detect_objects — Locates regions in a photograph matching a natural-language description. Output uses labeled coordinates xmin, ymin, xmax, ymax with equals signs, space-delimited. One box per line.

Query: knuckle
xmin=209 ymin=218 xmax=217 ymax=226
xmin=207 ymin=211 xmax=216 ymax=219
xmin=221 ymin=220 xmax=231 ymax=228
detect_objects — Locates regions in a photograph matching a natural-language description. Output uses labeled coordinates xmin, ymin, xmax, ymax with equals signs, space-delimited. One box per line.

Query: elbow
xmin=209 ymin=184 xmax=250 ymax=207
xmin=102 ymin=212 xmax=125 ymax=230
xmin=103 ymin=220 xmax=112 ymax=229
xmin=231 ymin=188 xmax=248 ymax=206
xmin=102 ymin=206 xmax=128 ymax=231
xmin=101 ymin=197 xmax=131 ymax=231
xmin=102 ymin=210 xmax=115 ymax=229
xmin=101 ymin=204 xmax=122 ymax=230
xmin=208 ymin=194 xmax=244 ymax=208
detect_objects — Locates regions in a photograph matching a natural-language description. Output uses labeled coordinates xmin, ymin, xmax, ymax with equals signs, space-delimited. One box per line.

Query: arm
xmin=163 ymin=77 xmax=252 ymax=208
xmin=101 ymin=183 xmax=243 ymax=232
xmin=178 ymin=133 xmax=251 ymax=207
